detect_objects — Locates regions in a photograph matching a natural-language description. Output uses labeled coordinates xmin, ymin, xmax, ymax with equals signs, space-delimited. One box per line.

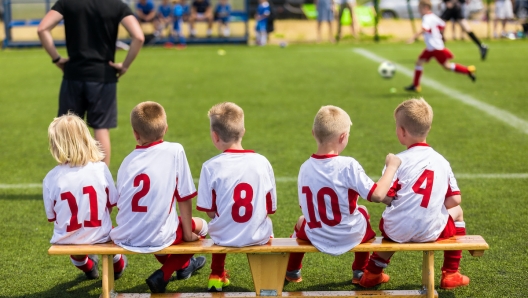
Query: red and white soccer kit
xmin=419 ymin=12 xmax=453 ymax=64
xmin=110 ymin=140 xmax=197 ymax=253
xmin=381 ymin=143 xmax=460 ymax=243
xmin=286 ymin=154 xmax=377 ymax=273
xmin=296 ymin=154 xmax=377 ymax=256
xmin=197 ymin=149 xmax=276 ymax=247
xmin=43 ymin=161 xmax=117 ymax=244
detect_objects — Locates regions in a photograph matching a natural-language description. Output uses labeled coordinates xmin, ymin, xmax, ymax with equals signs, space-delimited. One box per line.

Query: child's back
xmin=198 ymin=149 xmax=275 ymax=247
xmin=382 ymin=144 xmax=459 ymax=243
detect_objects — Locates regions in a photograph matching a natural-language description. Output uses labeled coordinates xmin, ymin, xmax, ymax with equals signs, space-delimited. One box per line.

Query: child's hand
xmin=407 ymin=37 xmax=415 ymax=44
xmin=385 ymin=153 xmax=401 ymax=168
xmin=183 ymin=233 xmax=200 ymax=242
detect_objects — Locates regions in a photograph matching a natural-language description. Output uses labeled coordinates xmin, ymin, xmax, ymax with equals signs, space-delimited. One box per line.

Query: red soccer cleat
xmin=440 ymin=270 xmax=470 ymax=290
xmin=358 ymin=270 xmax=390 ymax=288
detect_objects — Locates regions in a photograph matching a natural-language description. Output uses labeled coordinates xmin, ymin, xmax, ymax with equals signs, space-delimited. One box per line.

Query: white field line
xmin=353 ymin=48 xmax=528 ymax=135
xmin=2 ymin=173 xmax=528 ymax=189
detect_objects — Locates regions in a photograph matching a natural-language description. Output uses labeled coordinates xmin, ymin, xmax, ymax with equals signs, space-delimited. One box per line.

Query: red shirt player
xmin=405 ymin=0 xmax=476 ymax=93
xmin=359 ymin=98 xmax=470 ymax=290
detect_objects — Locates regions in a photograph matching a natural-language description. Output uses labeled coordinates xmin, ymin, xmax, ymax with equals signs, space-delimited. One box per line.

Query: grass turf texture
xmin=1 ymin=41 xmax=527 ymax=297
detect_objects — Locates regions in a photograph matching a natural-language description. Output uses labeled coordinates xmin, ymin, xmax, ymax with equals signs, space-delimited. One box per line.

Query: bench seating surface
xmin=48 ymin=235 xmax=488 ymax=255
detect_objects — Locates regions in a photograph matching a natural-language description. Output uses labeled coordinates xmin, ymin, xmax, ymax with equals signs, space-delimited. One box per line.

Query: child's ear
xmin=338 ymin=132 xmax=347 ymax=144
xmin=133 ymin=129 xmax=141 ymax=141
xmin=211 ymin=130 xmax=220 ymax=143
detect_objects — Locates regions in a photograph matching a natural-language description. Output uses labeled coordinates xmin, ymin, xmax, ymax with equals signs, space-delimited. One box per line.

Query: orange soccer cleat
xmin=358 ymin=270 xmax=390 ymax=288
xmin=440 ymin=270 xmax=470 ymax=290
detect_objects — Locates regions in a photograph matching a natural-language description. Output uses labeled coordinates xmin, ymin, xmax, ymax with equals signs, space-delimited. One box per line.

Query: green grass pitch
xmin=1 ymin=40 xmax=527 ymax=297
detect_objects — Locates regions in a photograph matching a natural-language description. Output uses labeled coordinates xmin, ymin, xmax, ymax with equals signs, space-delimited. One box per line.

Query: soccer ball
xmin=378 ymin=61 xmax=396 ymax=79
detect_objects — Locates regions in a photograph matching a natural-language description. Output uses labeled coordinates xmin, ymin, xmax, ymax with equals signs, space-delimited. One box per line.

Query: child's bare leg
xmin=328 ymin=21 xmax=335 ymax=42
xmin=317 ymin=21 xmax=322 ymax=43
xmin=412 ymin=59 xmax=426 ymax=87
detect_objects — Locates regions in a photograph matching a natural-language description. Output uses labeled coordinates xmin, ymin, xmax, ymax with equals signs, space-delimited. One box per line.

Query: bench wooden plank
xmin=111 ymin=291 xmax=438 ymax=298
xmin=48 ymin=236 xmax=489 ymax=256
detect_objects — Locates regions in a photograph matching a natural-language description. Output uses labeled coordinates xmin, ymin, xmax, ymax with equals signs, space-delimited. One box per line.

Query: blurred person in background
xmin=335 ymin=0 xmax=358 ymax=41
xmin=316 ymin=0 xmax=335 ymax=43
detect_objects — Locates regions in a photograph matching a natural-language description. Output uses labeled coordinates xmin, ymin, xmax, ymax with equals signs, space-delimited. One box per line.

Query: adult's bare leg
xmin=94 ymin=128 xmax=111 ymax=166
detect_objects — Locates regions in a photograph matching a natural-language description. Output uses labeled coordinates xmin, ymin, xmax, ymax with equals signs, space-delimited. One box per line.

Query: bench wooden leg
xmin=101 ymin=254 xmax=115 ymax=298
xmin=247 ymin=253 xmax=289 ymax=296
xmin=421 ymin=251 xmax=434 ymax=298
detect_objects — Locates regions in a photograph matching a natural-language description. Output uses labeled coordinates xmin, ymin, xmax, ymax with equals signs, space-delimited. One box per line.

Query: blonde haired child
xmin=285 ymin=105 xmax=401 ymax=284
xmin=43 ymin=113 xmax=127 ymax=280
xmin=110 ymin=101 xmax=207 ymax=293
xmin=197 ymin=102 xmax=277 ymax=291
xmin=360 ymin=98 xmax=469 ymax=290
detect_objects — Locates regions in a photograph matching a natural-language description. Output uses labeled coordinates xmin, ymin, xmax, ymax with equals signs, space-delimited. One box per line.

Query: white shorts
xmin=196 ymin=13 xmax=208 ymax=21
xmin=495 ymin=0 xmax=514 ymax=19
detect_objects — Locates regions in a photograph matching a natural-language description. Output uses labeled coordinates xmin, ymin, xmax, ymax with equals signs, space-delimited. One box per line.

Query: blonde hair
xmin=208 ymin=102 xmax=245 ymax=143
xmin=394 ymin=98 xmax=433 ymax=137
xmin=131 ymin=101 xmax=168 ymax=142
xmin=419 ymin=0 xmax=432 ymax=9
xmin=48 ymin=113 xmax=104 ymax=167
xmin=313 ymin=105 xmax=352 ymax=144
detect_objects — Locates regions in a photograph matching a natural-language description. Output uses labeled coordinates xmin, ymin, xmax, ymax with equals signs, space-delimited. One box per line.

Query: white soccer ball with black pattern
xmin=378 ymin=61 xmax=396 ymax=79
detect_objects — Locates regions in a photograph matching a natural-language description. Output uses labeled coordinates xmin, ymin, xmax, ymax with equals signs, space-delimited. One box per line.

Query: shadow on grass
xmin=0 ymin=194 xmax=42 ymax=201
xmin=0 ymin=276 xmax=96 ymax=298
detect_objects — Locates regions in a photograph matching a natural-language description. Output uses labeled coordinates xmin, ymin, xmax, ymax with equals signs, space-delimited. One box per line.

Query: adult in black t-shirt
xmin=37 ymin=0 xmax=144 ymax=166
xmin=189 ymin=0 xmax=213 ymax=37
xmin=439 ymin=0 xmax=488 ymax=61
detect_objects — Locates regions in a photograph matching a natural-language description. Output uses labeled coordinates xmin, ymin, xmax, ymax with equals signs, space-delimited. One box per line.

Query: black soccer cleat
xmin=404 ymin=84 xmax=421 ymax=92
xmin=114 ymin=255 xmax=128 ymax=281
xmin=467 ymin=65 xmax=477 ymax=82
xmin=85 ymin=255 xmax=99 ymax=280
xmin=176 ymin=256 xmax=206 ymax=280
xmin=480 ymin=44 xmax=489 ymax=61
xmin=146 ymin=269 xmax=169 ymax=293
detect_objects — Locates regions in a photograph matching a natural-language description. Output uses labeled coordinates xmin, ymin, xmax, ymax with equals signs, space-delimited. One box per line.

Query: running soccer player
xmin=440 ymin=0 xmax=488 ymax=60
xmin=405 ymin=0 xmax=476 ymax=93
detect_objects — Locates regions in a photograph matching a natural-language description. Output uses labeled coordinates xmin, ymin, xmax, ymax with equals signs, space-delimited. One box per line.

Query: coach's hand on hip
xmin=54 ymin=57 xmax=70 ymax=72
xmin=109 ymin=61 xmax=128 ymax=78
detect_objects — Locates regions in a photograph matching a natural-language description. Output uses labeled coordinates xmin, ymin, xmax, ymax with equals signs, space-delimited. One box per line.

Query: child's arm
xmin=104 ymin=165 xmax=118 ymax=213
xmin=42 ymin=182 xmax=56 ymax=223
xmin=178 ymin=199 xmax=199 ymax=242
xmin=407 ymin=28 xmax=425 ymax=44
xmin=369 ymin=154 xmax=401 ymax=203
xmin=444 ymin=194 xmax=461 ymax=209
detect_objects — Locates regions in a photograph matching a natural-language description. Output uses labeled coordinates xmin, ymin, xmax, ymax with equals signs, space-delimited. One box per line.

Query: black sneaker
xmin=114 ymin=255 xmax=128 ymax=280
xmin=480 ymin=44 xmax=489 ymax=61
xmin=404 ymin=84 xmax=421 ymax=92
xmin=85 ymin=255 xmax=99 ymax=280
xmin=176 ymin=256 xmax=206 ymax=280
xmin=146 ymin=269 xmax=169 ymax=293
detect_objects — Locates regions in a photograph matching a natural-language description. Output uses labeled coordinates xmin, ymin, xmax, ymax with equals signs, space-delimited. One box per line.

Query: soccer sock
xmin=70 ymin=255 xmax=93 ymax=272
xmin=352 ymin=252 xmax=370 ymax=271
xmin=207 ymin=29 xmax=212 ymax=36
xmin=260 ymin=32 xmax=268 ymax=46
xmin=113 ymin=254 xmax=125 ymax=273
xmin=467 ymin=31 xmax=482 ymax=47
xmin=160 ymin=254 xmax=193 ymax=281
xmin=413 ymin=66 xmax=423 ymax=87
xmin=194 ymin=218 xmax=208 ymax=239
xmin=155 ymin=254 xmax=169 ymax=264
xmin=365 ymin=252 xmax=391 ymax=275
xmin=442 ymin=221 xmax=466 ymax=273
xmin=211 ymin=253 xmax=227 ymax=276
xmin=450 ymin=63 xmax=470 ymax=75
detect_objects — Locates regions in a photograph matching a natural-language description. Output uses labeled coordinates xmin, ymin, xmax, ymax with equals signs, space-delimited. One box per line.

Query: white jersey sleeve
xmin=104 ymin=165 xmax=118 ymax=208
xmin=266 ymin=161 xmax=277 ymax=214
xmin=197 ymin=165 xmax=215 ymax=212
xmin=422 ymin=13 xmax=445 ymax=50
xmin=43 ymin=183 xmax=56 ymax=222
xmin=175 ymin=148 xmax=198 ymax=201
xmin=345 ymin=160 xmax=376 ymax=201
xmin=446 ymin=169 xmax=461 ymax=197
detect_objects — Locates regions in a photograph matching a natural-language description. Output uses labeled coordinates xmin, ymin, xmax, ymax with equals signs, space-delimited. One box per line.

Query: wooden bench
xmin=48 ymin=235 xmax=488 ymax=298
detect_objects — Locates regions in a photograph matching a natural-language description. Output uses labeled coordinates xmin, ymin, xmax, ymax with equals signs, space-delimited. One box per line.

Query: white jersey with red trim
xmin=43 ymin=161 xmax=117 ymax=244
xmin=422 ymin=13 xmax=446 ymax=51
xmin=298 ymin=154 xmax=377 ymax=256
xmin=382 ymin=143 xmax=460 ymax=243
xmin=110 ymin=141 xmax=197 ymax=253
xmin=197 ymin=149 xmax=276 ymax=247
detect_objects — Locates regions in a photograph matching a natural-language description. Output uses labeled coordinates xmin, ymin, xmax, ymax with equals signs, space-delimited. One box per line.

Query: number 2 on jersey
xmin=412 ymin=170 xmax=434 ymax=208
xmin=60 ymin=186 xmax=102 ymax=232
xmin=132 ymin=174 xmax=150 ymax=212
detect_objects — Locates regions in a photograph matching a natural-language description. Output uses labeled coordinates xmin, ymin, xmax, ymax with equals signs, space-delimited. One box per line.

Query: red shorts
xmin=379 ymin=215 xmax=456 ymax=242
xmin=419 ymin=48 xmax=454 ymax=64
xmin=295 ymin=207 xmax=376 ymax=244
xmin=172 ymin=217 xmax=197 ymax=245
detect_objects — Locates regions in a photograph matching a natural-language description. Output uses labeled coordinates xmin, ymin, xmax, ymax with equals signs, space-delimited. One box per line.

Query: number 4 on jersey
xmin=412 ymin=170 xmax=434 ymax=208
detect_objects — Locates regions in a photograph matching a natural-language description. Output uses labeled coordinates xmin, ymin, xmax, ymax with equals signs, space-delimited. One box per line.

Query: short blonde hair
xmin=131 ymin=101 xmax=168 ymax=142
xmin=208 ymin=102 xmax=245 ymax=143
xmin=48 ymin=113 xmax=104 ymax=167
xmin=313 ymin=105 xmax=352 ymax=144
xmin=394 ymin=98 xmax=433 ymax=137
xmin=419 ymin=0 xmax=432 ymax=9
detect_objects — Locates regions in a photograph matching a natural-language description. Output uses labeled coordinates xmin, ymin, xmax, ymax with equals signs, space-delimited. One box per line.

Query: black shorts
xmin=58 ymin=80 xmax=117 ymax=129
xmin=441 ymin=4 xmax=464 ymax=21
